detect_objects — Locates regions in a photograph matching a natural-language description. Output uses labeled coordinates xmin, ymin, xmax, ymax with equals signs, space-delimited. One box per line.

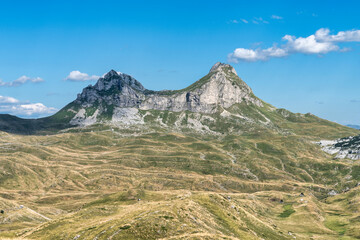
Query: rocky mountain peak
xmin=74 ymin=69 xmax=145 ymax=107
xmin=69 ymin=62 xmax=263 ymax=126
xmin=92 ymin=70 xmax=145 ymax=92
xmin=103 ymin=69 xmax=119 ymax=79
xmin=209 ymin=62 xmax=238 ymax=75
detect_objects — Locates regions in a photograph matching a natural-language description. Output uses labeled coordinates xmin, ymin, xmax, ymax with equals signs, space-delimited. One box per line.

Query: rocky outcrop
xmin=75 ymin=70 xmax=145 ymax=108
xmin=140 ymin=63 xmax=262 ymax=113
xmin=73 ymin=62 xmax=262 ymax=117
xmin=318 ymin=135 xmax=360 ymax=160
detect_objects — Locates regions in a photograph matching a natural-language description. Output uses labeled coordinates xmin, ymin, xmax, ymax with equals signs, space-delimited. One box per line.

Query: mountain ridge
xmin=0 ymin=62 xmax=357 ymax=138
xmin=73 ymin=62 xmax=262 ymax=114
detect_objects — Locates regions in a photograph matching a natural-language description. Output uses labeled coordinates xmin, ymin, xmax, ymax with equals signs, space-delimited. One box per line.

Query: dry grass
xmin=0 ymin=122 xmax=359 ymax=239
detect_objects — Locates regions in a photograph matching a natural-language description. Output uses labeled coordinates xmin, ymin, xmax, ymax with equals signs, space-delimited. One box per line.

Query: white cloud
xmin=228 ymin=28 xmax=360 ymax=62
xmin=65 ymin=70 xmax=100 ymax=81
xmin=0 ymin=75 xmax=44 ymax=87
xmin=0 ymin=102 xmax=57 ymax=117
xmin=263 ymin=46 xmax=288 ymax=57
xmin=315 ymin=28 xmax=360 ymax=42
xmin=13 ymin=76 xmax=29 ymax=84
xmin=233 ymin=16 xmax=274 ymax=25
xmin=228 ymin=46 xmax=288 ymax=62
xmin=12 ymin=103 xmax=57 ymax=116
xmin=283 ymin=34 xmax=339 ymax=54
xmin=253 ymin=17 xmax=269 ymax=24
xmin=0 ymin=95 xmax=19 ymax=104
xmin=271 ymin=15 xmax=283 ymax=20
xmin=0 ymin=96 xmax=57 ymax=117
xmin=229 ymin=48 xmax=260 ymax=62
xmin=30 ymin=77 xmax=44 ymax=83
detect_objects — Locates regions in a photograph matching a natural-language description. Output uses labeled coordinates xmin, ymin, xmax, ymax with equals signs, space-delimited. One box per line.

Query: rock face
xmin=73 ymin=62 xmax=262 ymax=119
xmin=75 ymin=70 xmax=146 ymax=108
xmin=141 ymin=63 xmax=262 ymax=113
xmin=318 ymin=135 xmax=360 ymax=160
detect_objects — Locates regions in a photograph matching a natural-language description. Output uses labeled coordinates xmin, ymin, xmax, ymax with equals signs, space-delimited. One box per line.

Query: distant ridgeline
xmin=347 ymin=124 xmax=360 ymax=130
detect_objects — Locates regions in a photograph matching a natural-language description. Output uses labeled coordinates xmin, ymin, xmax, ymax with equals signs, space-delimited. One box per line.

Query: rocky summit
xmin=69 ymin=62 xmax=262 ymax=126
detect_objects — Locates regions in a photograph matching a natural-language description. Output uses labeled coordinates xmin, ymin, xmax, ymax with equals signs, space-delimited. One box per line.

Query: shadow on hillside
xmin=0 ymin=114 xmax=70 ymax=135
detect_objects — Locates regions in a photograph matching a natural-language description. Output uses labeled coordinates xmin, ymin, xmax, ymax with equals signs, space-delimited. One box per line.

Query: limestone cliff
xmin=72 ymin=62 xmax=262 ymax=121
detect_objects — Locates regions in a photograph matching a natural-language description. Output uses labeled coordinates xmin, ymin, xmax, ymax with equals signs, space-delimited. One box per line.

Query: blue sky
xmin=0 ymin=0 xmax=359 ymax=125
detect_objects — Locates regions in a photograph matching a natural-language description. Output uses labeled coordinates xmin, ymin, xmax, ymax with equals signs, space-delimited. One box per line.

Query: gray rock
xmin=318 ymin=135 xmax=360 ymax=160
xmin=328 ymin=190 xmax=338 ymax=196
xmin=75 ymin=70 xmax=145 ymax=107
xmin=69 ymin=62 xmax=263 ymax=126
xmin=140 ymin=64 xmax=262 ymax=113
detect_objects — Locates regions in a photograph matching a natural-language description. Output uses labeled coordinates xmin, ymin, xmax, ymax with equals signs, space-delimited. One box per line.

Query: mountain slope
xmin=58 ymin=62 xmax=263 ymax=128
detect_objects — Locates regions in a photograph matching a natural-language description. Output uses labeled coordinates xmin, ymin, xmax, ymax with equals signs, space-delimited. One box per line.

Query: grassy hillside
xmin=0 ymin=113 xmax=359 ymax=239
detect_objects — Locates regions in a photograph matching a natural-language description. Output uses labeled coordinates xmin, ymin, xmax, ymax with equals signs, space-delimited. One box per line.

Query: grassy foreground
xmin=0 ymin=118 xmax=359 ymax=240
